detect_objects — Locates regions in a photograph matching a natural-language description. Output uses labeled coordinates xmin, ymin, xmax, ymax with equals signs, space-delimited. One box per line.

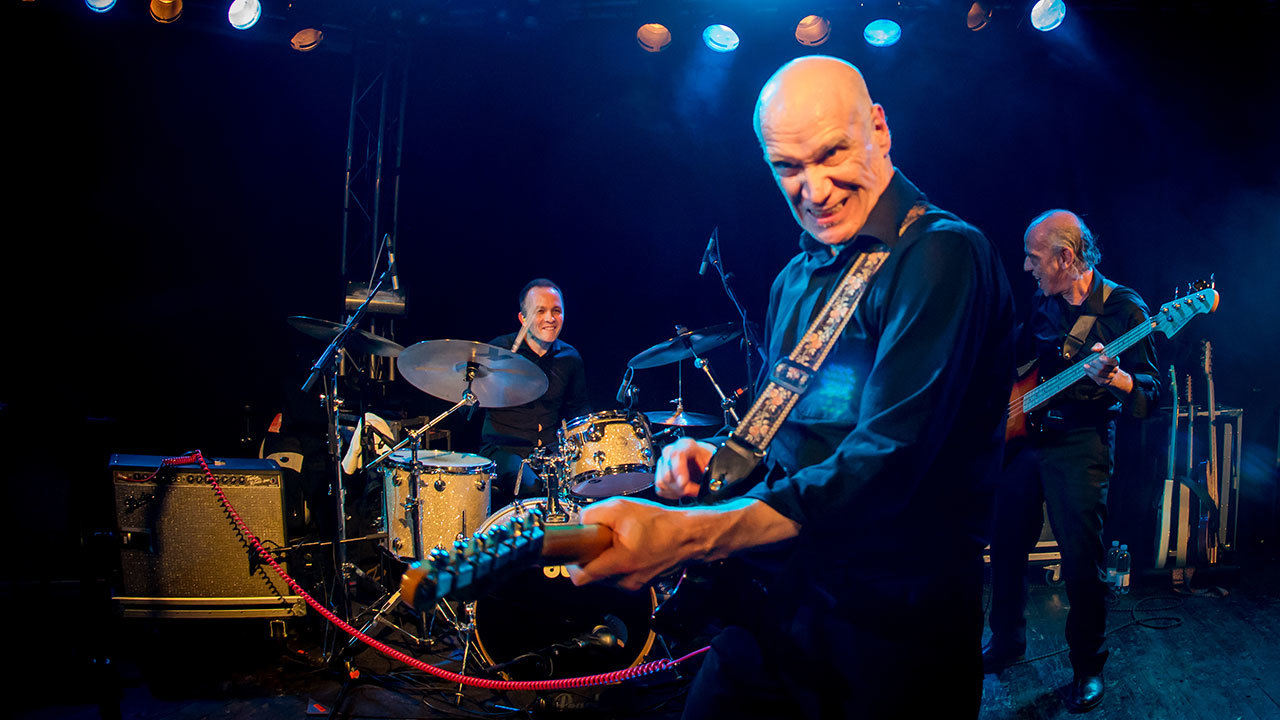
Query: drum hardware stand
xmin=674 ymin=325 xmax=741 ymax=428
xmin=301 ymin=268 xmax=391 ymax=630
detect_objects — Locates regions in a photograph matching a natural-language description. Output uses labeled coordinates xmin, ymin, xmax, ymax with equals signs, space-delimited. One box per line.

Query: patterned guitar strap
xmin=703 ymin=202 xmax=930 ymax=498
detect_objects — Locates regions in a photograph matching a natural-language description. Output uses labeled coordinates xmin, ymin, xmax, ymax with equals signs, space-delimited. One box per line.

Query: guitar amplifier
xmin=109 ymin=454 xmax=304 ymax=619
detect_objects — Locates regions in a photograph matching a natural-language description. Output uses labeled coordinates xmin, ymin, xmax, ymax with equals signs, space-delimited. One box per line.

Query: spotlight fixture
xmin=863 ymin=19 xmax=901 ymax=47
xmin=795 ymin=15 xmax=831 ymax=47
xmin=227 ymin=0 xmax=260 ymax=30
xmin=636 ymin=23 xmax=672 ymax=53
xmin=86 ymin=0 xmax=117 ymax=12
xmin=702 ymin=24 xmax=739 ymax=53
xmin=150 ymin=0 xmax=182 ymax=23
xmin=967 ymin=2 xmax=992 ymax=31
xmin=290 ymin=27 xmax=323 ymax=51
xmin=1030 ymin=0 xmax=1066 ymax=32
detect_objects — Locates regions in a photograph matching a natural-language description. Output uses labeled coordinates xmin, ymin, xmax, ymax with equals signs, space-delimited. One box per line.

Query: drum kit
xmin=288 ymin=313 xmax=745 ymax=680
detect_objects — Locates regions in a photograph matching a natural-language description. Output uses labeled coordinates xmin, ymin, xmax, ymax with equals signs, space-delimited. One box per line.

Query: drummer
xmin=481 ymin=278 xmax=590 ymax=508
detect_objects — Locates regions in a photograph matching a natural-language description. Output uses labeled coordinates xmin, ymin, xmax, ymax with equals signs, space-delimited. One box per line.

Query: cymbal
xmin=628 ymin=323 xmax=742 ymax=369
xmin=287 ymin=316 xmax=404 ymax=357
xmin=645 ymin=409 xmax=722 ymax=427
xmin=396 ymin=339 xmax=548 ymax=408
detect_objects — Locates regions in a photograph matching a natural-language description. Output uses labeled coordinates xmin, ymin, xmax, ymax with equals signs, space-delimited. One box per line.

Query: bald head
xmin=754 ymin=56 xmax=874 ymax=144
xmin=753 ymin=56 xmax=894 ymax=246
xmin=1025 ymin=209 xmax=1100 ymax=271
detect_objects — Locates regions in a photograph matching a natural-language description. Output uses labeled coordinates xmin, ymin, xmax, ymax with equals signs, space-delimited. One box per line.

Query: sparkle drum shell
xmin=381 ymin=449 xmax=493 ymax=559
xmin=558 ymin=411 xmax=655 ymax=498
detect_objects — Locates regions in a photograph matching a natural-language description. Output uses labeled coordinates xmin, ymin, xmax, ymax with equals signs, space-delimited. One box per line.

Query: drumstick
xmin=511 ymin=310 xmax=537 ymax=352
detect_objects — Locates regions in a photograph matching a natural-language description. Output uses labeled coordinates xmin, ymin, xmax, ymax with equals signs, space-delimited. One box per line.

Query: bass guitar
xmin=1006 ymin=282 xmax=1219 ymax=441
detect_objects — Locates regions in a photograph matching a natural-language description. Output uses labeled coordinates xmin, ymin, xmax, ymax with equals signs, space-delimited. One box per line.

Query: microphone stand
xmin=705 ymin=229 xmax=764 ymax=411
xmin=300 ymin=269 xmax=389 ymax=632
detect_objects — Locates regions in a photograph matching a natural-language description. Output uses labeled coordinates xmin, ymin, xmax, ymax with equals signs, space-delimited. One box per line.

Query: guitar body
xmin=1006 ymin=365 xmax=1040 ymax=441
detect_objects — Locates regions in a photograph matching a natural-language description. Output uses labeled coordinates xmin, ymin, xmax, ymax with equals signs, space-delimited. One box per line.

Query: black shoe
xmin=1062 ymin=674 xmax=1104 ymax=713
xmin=981 ymin=644 xmax=1025 ymax=674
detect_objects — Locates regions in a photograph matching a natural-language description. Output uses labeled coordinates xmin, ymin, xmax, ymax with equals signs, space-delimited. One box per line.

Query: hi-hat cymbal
xmin=287 ymin=316 xmax=404 ymax=357
xmin=644 ymin=409 xmax=722 ymax=427
xmin=396 ymin=339 xmax=548 ymax=408
xmin=628 ymin=323 xmax=742 ymax=369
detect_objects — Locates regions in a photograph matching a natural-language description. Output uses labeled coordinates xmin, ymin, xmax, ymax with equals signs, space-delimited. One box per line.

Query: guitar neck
xmin=1021 ymin=318 xmax=1157 ymax=414
xmin=542 ymin=523 xmax=613 ymax=565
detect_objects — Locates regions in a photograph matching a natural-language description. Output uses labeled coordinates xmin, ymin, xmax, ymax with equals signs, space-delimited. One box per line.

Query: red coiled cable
xmin=176 ymin=450 xmax=709 ymax=691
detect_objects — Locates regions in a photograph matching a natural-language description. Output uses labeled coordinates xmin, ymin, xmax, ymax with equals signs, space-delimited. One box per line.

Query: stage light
xmin=150 ymin=0 xmax=181 ymax=23
xmin=290 ymin=27 xmax=323 ymax=51
xmin=967 ymin=2 xmax=992 ymax=31
xmin=863 ymin=19 xmax=901 ymax=47
xmin=636 ymin=23 xmax=671 ymax=53
xmin=86 ymin=0 xmax=117 ymax=12
xmin=702 ymin=24 xmax=739 ymax=53
xmin=795 ymin=15 xmax=831 ymax=46
xmin=1030 ymin=0 xmax=1066 ymax=31
xmin=228 ymin=0 xmax=260 ymax=30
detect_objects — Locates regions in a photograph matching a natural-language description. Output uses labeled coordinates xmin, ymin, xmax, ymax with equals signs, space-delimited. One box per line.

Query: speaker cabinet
xmin=109 ymin=454 xmax=303 ymax=619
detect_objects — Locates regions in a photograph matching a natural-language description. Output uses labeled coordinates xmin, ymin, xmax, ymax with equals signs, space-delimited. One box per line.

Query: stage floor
xmin=10 ymin=557 xmax=1280 ymax=720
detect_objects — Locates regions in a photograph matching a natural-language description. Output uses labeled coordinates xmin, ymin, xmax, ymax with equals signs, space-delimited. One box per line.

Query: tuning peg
xmin=453 ymin=537 xmax=471 ymax=559
xmin=1209 ymin=272 xmax=1215 ymax=289
xmin=429 ymin=546 xmax=451 ymax=570
xmin=470 ymin=531 xmax=488 ymax=553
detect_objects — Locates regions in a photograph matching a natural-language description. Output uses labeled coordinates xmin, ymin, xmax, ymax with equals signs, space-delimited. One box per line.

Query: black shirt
xmin=744 ymin=171 xmax=1016 ymax=574
xmin=1020 ymin=269 xmax=1159 ymax=425
xmin=480 ymin=333 xmax=590 ymax=449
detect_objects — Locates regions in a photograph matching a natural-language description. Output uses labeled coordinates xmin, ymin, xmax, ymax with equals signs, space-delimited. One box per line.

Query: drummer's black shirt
xmin=481 ymin=334 xmax=590 ymax=449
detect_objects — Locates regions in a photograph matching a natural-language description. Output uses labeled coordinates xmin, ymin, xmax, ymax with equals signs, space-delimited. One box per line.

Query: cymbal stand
xmin=677 ymin=328 xmax=741 ymax=428
xmin=301 ymin=268 xmax=390 ymax=629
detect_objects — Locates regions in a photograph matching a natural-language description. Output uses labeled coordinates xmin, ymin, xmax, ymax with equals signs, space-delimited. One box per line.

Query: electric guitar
xmin=1197 ymin=340 xmax=1219 ymax=565
xmin=399 ymin=503 xmax=771 ymax=638
xmin=1006 ymin=282 xmax=1219 ymax=441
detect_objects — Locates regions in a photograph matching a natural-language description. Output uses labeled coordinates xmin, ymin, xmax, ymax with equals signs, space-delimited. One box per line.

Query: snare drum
xmin=558 ymin=411 xmax=655 ymax=498
xmin=472 ymin=500 xmax=657 ymax=679
xmin=381 ymin=449 xmax=493 ymax=559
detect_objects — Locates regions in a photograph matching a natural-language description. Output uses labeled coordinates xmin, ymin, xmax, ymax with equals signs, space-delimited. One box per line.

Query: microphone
xmin=615 ymin=367 xmax=635 ymax=405
xmin=698 ymin=228 xmax=718 ymax=276
xmin=567 ymin=614 xmax=628 ymax=650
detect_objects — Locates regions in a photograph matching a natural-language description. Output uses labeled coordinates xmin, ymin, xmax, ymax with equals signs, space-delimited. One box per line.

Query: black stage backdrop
xmin=3 ymin=1 xmax=1278 ymax=583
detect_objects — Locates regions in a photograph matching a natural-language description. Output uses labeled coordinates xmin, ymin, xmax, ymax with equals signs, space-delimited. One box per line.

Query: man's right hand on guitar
xmin=654 ymin=437 xmax=716 ymax=500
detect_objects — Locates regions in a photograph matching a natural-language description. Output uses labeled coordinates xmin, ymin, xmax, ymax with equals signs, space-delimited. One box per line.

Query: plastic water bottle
xmin=1116 ymin=544 xmax=1131 ymax=595
xmin=1105 ymin=540 xmax=1120 ymax=588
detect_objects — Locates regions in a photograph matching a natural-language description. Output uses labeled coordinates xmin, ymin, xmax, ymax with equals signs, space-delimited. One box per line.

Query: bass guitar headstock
xmin=1154 ymin=281 xmax=1219 ymax=340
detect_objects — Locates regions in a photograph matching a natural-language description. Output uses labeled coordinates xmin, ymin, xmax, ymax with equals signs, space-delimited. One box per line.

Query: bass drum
xmin=471 ymin=499 xmax=658 ymax=680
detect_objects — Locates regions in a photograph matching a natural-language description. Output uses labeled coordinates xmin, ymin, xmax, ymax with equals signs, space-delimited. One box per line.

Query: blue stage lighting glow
xmin=86 ymin=0 xmax=117 ymax=12
xmin=1030 ymin=0 xmax=1066 ymax=32
xmin=227 ymin=0 xmax=261 ymax=30
xmin=702 ymin=24 xmax=740 ymax=53
xmin=863 ymin=19 xmax=901 ymax=47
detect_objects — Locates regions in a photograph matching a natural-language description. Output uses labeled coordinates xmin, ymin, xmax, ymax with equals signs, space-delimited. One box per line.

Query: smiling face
xmin=1023 ymin=227 xmax=1074 ymax=297
xmin=756 ymin=57 xmax=894 ymax=246
xmin=519 ymin=285 xmax=564 ymax=346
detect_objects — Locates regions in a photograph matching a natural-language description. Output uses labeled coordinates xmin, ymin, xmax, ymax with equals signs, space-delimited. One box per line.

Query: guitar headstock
xmin=400 ymin=505 xmax=549 ymax=612
xmin=1201 ymin=340 xmax=1213 ymax=378
xmin=1154 ymin=282 xmax=1219 ymax=339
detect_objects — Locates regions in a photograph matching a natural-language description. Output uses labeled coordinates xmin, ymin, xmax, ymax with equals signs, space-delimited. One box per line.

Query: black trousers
xmin=480 ymin=443 xmax=543 ymax=511
xmin=987 ymin=425 xmax=1114 ymax=676
xmin=682 ymin=552 xmax=985 ymax=719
